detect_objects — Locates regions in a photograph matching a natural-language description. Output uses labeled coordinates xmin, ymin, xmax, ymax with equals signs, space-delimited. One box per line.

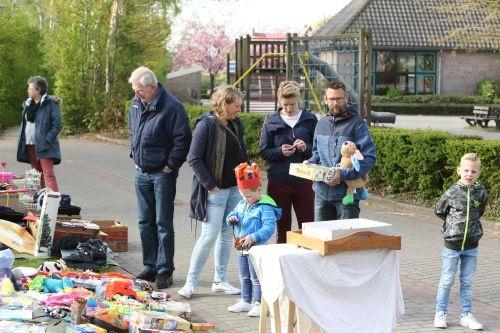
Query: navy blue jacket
xmin=188 ymin=112 xmax=248 ymax=221
xmin=128 ymin=83 xmax=191 ymax=173
xmin=308 ymin=105 xmax=376 ymax=201
xmin=259 ymin=109 xmax=317 ymax=183
xmin=17 ymin=95 xmax=62 ymax=165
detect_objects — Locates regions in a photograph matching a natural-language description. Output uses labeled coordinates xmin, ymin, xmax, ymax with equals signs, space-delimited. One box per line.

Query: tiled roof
xmin=315 ymin=0 xmax=500 ymax=50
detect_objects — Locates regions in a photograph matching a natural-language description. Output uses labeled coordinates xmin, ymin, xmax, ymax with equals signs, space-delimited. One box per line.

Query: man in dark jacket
xmin=307 ymin=81 xmax=376 ymax=221
xmin=128 ymin=66 xmax=192 ymax=289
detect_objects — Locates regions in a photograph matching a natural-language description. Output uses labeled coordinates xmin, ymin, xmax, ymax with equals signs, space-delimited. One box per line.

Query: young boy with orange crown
xmin=225 ymin=162 xmax=281 ymax=317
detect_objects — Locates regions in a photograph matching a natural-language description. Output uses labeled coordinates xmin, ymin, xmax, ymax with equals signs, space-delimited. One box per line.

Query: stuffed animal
xmin=38 ymin=260 xmax=66 ymax=274
xmin=336 ymin=141 xmax=369 ymax=205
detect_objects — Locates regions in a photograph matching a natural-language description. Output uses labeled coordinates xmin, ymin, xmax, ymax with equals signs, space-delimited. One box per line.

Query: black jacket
xmin=259 ymin=109 xmax=317 ymax=183
xmin=188 ymin=113 xmax=248 ymax=221
xmin=435 ymin=181 xmax=488 ymax=250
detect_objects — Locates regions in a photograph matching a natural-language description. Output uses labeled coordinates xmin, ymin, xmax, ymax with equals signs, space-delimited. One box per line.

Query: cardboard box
xmin=130 ymin=310 xmax=190 ymax=331
xmin=289 ymin=163 xmax=335 ymax=182
xmin=66 ymin=323 xmax=107 ymax=333
xmin=53 ymin=220 xmax=101 ymax=243
xmin=93 ymin=220 xmax=128 ymax=252
xmin=0 ymin=189 xmax=22 ymax=212
xmin=128 ymin=322 xmax=184 ymax=333
xmin=302 ymin=218 xmax=394 ymax=241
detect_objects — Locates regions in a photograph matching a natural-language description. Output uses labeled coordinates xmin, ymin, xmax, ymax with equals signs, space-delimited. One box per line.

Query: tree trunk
xmin=209 ymin=73 xmax=215 ymax=97
xmin=105 ymin=0 xmax=122 ymax=97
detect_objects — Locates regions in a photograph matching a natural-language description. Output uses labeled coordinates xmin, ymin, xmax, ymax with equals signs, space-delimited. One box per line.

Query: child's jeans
xmin=237 ymin=252 xmax=261 ymax=304
xmin=435 ymin=247 xmax=478 ymax=315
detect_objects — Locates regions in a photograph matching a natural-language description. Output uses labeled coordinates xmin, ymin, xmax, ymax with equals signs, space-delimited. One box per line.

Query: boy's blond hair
xmin=457 ymin=152 xmax=481 ymax=173
xmin=460 ymin=153 xmax=481 ymax=165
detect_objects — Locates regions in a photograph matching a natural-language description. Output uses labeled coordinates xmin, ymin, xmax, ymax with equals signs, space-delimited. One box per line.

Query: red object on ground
xmin=104 ymin=278 xmax=136 ymax=299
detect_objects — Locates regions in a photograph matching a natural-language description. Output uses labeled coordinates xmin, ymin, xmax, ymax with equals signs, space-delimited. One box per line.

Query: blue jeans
xmin=135 ymin=169 xmax=177 ymax=274
xmin=238 ymin=252 xmax=261 ymax=304
xmin=185 ymin=187 xmax=241 ymax=287
xmin=435 ymin=247 xmax=478 ymax=315
xmin=314 ymin=197 xmax=360 ymax=221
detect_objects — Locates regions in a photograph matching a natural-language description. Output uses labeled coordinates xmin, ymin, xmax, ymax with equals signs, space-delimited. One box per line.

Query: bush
xmin=370 ymin=128 xmax=498 ymax=219
xmin=372 ymin=94 xmax=498 ymax=104
xmin=386 ymin=87 xmax=404 ymax=98
xmin=476 ymin=79 xmax=496 ymax=101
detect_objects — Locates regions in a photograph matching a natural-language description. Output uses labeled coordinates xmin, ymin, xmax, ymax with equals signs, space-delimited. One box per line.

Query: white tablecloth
xmin=249 ymin=244 xmax=405 ymax=333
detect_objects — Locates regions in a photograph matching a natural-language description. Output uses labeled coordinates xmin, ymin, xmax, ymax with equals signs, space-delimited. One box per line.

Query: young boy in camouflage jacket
xmin=433 ymin=153 xmax=488 ymax=330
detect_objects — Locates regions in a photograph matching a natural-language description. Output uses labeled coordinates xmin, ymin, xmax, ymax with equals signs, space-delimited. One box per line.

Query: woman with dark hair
xmin=178 ymin=85 xmax=248 ymax=299
xmin=259 ymin=80 xmax=317 ymax=243
xmin=17 ymin=76 xmax=62 ymax=191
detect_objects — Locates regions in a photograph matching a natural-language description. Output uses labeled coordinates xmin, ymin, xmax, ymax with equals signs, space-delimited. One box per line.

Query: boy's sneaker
xmin=434 ymin=311 xmax=447 ymax=328
xmin=212 ymin=281 xmax=240 ymax=295
xmin=460 ymin=313 xmax=483 ymax=330
xmin=227 ymin=299 xmax=251 ymax=313
xmin=248 ymin=301 xmax=261 ymax=317
xmin=177 ymin=284 xmax=196 ymax=299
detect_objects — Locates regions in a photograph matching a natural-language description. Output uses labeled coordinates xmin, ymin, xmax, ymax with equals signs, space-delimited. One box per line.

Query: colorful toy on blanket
xmin=0 ymin=276 xmax=15 ymax=296
xmin=44 ymin=277 xmax=74 ymax=293
xmin=336 ymin=141 xmax=369 ymax=205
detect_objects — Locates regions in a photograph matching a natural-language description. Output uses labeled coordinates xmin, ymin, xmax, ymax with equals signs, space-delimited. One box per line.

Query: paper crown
xmin=234 ymin=162 xmax=261 ymax=190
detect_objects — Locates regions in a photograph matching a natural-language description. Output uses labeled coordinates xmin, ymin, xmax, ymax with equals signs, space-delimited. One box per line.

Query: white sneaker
xmin=248 ymin=302 xmax=261 ymax=317
xmin=212 ymin=281 xmax=241 ymax=295
xmin=434 ymin=311 xmax=447 ymax=328
xmin=177 ymin=284 xmax=196 ymax=299
xmin=227 ymin=299 xmax=251 ymax=313
xmin=460 ymin=313 xmax=483 ymax=330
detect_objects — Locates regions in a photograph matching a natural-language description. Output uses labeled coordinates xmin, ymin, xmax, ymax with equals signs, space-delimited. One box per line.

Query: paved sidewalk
xmin=1 ymin=127 xmax=499 ymax=332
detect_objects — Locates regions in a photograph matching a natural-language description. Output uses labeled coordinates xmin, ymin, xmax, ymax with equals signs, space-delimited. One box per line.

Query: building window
xmin=372 ymin=51 xmax=436 ymax=95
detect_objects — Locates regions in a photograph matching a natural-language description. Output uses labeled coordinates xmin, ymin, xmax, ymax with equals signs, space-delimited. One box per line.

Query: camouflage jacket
xmin=435 ymin=181 xmax=488 ymax=251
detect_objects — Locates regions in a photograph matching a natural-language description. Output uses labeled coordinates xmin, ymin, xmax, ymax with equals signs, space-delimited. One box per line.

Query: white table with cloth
xmin=249 ymin=244 xmax=405 ymax=333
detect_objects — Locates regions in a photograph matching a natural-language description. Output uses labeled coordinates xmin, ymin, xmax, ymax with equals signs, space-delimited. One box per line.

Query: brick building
xmin=315 ymin=0 xmax=500 ymax=95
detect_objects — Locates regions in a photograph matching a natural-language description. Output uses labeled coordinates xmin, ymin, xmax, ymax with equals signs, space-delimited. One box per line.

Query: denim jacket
xmin=308 ymin=105 xmax=376 ymax=201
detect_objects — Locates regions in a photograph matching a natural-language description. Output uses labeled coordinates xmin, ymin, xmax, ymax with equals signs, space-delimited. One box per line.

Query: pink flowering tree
xmin=173 ymin=21 xmax=233 ymax=96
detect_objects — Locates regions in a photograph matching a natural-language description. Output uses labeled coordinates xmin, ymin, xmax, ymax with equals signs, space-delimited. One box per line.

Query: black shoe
xmin=155 ymin=272 xmax=173 ymax=289
xmin=86 ymin=238 xmax=107 ymax=260
xmin=136 ymin=268 xmax=157 ymax=282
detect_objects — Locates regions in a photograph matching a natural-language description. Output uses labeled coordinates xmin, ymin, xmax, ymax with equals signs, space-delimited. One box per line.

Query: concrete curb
xmin=95 ymin=134 xmax=128 ymax=146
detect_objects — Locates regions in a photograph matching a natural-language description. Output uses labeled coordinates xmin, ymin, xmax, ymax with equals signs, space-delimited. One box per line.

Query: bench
xmin=370 ymin=111 xmax=396 ymax=126
xmin=461 ymin=106 xmax=500 ymax=129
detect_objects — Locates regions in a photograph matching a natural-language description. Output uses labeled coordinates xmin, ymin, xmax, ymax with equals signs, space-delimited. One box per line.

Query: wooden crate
xmin=286 ymin=230 xmax=401 ymax=255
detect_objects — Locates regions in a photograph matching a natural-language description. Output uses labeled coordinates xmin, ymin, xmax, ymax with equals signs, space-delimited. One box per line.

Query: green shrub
xmin=370 ymin=128 xmax=498 ymax=219
xmin=386 ymin=87 xmax=403 ymax=98
xmin=476 ymin=79 xmax=496 ymax=101
xmin=443 ymin=139 xmax=499 ymax=219
xmin=372 ymin=94 xmax=497 ymax=104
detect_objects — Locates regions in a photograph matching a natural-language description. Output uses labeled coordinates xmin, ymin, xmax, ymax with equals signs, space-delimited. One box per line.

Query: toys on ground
xmin=130 ymin=310 xmax=191 ymax=331
xmin=104 ymin=278 xmax=136 ymax=300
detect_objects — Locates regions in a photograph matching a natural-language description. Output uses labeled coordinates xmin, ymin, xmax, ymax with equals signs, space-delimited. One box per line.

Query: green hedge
xmin=370 ymin=128 xmax=499 ymax=219
xmin=372 ymin=104 xmax=475 ymax=116
xmin=372 ymin=94 xmax=499 ymax=104
xmin=184 ymin=105 xmax=499 ymax=219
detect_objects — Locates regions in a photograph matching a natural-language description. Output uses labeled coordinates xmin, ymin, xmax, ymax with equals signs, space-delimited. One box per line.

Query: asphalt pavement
xmin=0 ymin=125 xmax=499 ymax=332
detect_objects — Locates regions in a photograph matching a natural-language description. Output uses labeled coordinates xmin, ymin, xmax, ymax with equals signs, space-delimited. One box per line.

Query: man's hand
xmin=162 ymin=165 xmax=172 ymax=174
xmin=292 ymin=139 xmax=306 ymax=153
xmin=281 ymin=144 xmax=296 ymax=157
xmin=303 ymin=159 xmax=310 ymax=164
xmin=325 ymin=169 xmax=341 ymax=186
